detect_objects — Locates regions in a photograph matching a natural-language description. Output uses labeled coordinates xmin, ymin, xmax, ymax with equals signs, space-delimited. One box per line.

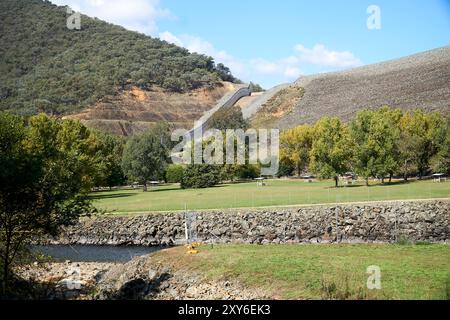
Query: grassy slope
xmin=0 ymin=0 xmax=230 ymax=115
xmin=91 ymin=179 xmax=450 ymax=214
xmin=153 ymin=244 xmax=450 ymax=300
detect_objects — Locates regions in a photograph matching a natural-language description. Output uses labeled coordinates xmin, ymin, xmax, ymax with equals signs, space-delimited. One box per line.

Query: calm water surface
xmin=31 ymin=245 xmax=164 ymax=262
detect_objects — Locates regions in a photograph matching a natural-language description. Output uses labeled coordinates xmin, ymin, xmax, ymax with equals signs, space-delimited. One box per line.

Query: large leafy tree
xmin=310 ymin=117 xmax=354 ymax=187
xmin=350 ymin=107 xmax=402 ymax=185
xmin=431 ymin=117 xmax=450 ymax=174
xmin=399 ymin=110 xmax=444 ymax=178
xmin=205 ymin=105 xmax=253 ymax=182
xmin=91 ymin=131 xmax=126 ymax=189
xmin=280 ymin=124 xmax=314 ymax=176
xmin=207 ymin=105 xmax=249 ymax=131
xmin=121 ymin=123 xmax=172 ymax=191
xmin=0 ymin=113 xmax=97 ymax=296
xmin=371 ymin=107 xmax=402 ymax=183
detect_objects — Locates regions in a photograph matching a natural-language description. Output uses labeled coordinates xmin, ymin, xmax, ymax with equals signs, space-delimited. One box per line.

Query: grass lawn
xmin=153 ymin=244 xmax=450 ymax=300
xmin=91 ymin=179 xmax=450 ymax=214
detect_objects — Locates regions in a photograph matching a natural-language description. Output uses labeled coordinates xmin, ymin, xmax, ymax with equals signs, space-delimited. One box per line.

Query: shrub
xmin=181 ymin=165 xmax=221 ymax=189
xmin=166 ymin=164 xmax=184 ymax=183
xmin=277 ymin=158 xmax=295 ymax=177
xmin=235 ymin=164 xmax=260 ymax=180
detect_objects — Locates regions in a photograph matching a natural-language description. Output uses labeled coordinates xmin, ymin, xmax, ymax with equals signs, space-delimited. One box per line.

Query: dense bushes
xmin=180 ymin=165 xmax=221 ymax=189
xmin=0 ymin=0 xmax=237 ymax=115
xmin=166 ymin=164 xmax=184 ymax=183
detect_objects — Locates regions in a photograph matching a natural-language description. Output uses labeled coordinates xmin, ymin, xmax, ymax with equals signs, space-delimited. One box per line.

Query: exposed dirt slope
xmin=249 ymin=86 xmax=305 ymax=128
xmin=66 ymin=82 xmax=238 ymax=136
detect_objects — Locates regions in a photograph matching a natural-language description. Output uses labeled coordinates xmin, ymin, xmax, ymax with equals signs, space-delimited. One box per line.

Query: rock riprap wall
xmin=46 ymin=200 xmax=450 ymax=246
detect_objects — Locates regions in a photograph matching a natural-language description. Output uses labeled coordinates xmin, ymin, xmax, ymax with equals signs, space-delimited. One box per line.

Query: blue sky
xmin=52 ymin=0 xmax=450 ymax=88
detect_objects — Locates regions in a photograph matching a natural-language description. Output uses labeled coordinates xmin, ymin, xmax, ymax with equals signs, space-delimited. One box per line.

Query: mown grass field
xmin=153 ymin=244 xmax=450 ymax=300
xmin=91 ymin=179 xmax=450 ymax=214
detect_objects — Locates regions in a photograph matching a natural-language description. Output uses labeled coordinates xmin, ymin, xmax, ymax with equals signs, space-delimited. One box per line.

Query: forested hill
xmin=0 ymin=0 xmax=237 ymax=116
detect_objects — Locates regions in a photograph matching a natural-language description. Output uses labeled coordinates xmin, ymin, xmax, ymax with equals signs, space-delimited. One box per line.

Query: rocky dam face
xmin=43 ymin=200 xmax=450 ymax=246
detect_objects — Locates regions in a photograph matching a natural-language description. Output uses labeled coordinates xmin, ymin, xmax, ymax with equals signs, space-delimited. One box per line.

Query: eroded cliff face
xmin=45 ymin=200 xmax=450 ymax=246
xmin=65 ymin=82 xmax=239 ymax=136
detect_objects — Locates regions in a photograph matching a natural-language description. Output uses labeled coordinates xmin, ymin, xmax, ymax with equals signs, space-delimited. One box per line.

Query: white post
xmin=184 ymin=203 xmax=189 ymax=244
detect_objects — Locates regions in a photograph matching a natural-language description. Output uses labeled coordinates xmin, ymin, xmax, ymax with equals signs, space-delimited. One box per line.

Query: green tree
xmin=431 ymin=117 xmax=450 ymax=174
xmin=207 ymin=105 xmax=249 ymax=131
xmin=280 ymin=124 xmax=314 ymax=176
xmin=215 ymin=63 xmax=235 ymax=82
xmin=277 ymin=157 xmax=295 ymax=177
xmin=165 ymin=164 xmax=184 ymax=183
xmin=310 ymin=117 xmax=354 ymax=187
xmin=399 ymin=110 xmax=444 ymax=178
xmin=249 ymin=82 xmax=264 ymax=92
xmin=372 ymin=107 xmax=402 ymax=183
xmin=350 ymin=107 xmax=401 ymax=185
xmin=121 ymin=123 xmax=171 ymax=191
xmin=181 ymin=164 xmax=221 ymax=189
xmin=91 ymin=131 xmax=126 ymax=189
xmin=349 ymin=109 xmax=377 ymax=185
xmin=0 ymin=113 xmax=96 ymax=296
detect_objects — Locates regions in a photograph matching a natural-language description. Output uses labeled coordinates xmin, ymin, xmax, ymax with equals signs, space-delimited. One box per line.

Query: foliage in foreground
xmin=0 ymin=112 xmax=115 ymax=296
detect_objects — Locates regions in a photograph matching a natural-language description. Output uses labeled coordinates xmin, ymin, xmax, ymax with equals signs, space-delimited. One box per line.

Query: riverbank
xmin=15 ymin=261 xmax=118 ymax=299
xmin=15 ymin=247 xmax=265 ymax=300
xmin=15 ymin=243 xmax=450 ymax=300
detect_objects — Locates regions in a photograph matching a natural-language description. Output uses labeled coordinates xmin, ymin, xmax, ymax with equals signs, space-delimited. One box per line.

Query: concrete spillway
xmin=189 ymin=84 xmax=251 ymax=136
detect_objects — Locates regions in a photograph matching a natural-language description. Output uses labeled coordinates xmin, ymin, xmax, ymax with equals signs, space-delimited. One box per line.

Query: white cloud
xmin=249 ymin=57 xmax=303 ymax=79
xmin=294 ymin=44 xmax=362 ymax=68
xmin=159 ymin=32 xmax=246 ymax=77
xmin=51 ymin=0 xmax=174 ymax=35
xmin=159 ymin=32 xmax=303 ymax=84
xmin=159 ymin=31 xmax=183 ymax=47
xmin=159 ymin=33 xmax=363 ymax=87
xmin=284 ymin=67 xmax=302 ymax=78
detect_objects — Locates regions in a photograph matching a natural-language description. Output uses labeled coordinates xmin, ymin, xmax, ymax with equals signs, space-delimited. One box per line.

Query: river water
xmin=31 ymin=245 xmax=163 ymax=263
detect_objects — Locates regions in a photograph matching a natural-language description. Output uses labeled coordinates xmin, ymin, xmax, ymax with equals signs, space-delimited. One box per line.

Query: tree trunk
xmin=381 ymin=177 xmax=385 ymax=184
xmin=2 ymin=261 xmax=8 ymax=296
xmin=2 ymin=238 xmax=10 ymax=296
xmin=365 ymin=177 xmax=369 ymax=187
xmin=143 ymin=182 xmax=147 ymax=192
xmin=334 ymin=176 xmax=339 ymax=188
xmin=389 ymin=174 xmax=393 ymax=183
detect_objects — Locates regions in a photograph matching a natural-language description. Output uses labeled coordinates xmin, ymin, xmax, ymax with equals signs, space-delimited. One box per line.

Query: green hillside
xmin=0 ymin=0 xmax=236 ymax=116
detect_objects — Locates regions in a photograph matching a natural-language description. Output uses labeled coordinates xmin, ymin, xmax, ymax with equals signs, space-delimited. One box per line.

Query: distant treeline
xmin=0 ymin=0 xmax=238 ymax=116
xmin=280 ymin=106 xmax=450 ymax=186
